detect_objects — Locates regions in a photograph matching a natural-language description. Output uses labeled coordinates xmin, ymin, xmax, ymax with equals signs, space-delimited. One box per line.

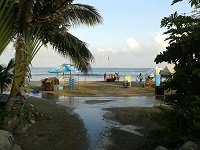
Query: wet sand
xmin=103 ymin=107 xmax=161 ymax=150
xmin=12 ymin=96 xmax=88 ymax=150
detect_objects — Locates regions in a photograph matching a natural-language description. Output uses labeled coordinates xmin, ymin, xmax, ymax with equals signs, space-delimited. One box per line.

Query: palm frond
xmin=0 ymin=0 xmax=16 ymax=55
xmin=45 ymin=28 xmax=94 ymax=73
xmin=63 ymin=4 xmax=103 ymax=27
xmin=4 ymin=58 xmax=15 ymax=73
xmin=56 ymin=32 xmax=94 ymax=73
xmin=24 ymin=27 xmax=43 ymax=60
xmin=0 ymin=58 xmax=14 ymax=93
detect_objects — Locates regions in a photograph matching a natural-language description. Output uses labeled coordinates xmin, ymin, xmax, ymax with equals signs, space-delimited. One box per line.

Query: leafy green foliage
xmin=172 ymin=0 xmax=200 ymax=7
xmin=0 ymin=59 xmax=14 ymax=93
xmin=148 ymin=105 xmax=182 ymax=149
xmin=149 ymin=104 xmax=200 ymax=149
xmin=153 ymin=0 xmax=200 ymax=147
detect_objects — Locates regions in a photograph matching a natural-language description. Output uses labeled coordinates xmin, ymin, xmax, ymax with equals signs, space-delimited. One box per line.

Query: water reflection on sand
xmin=29 ymin=93 xmax=162 ymax=150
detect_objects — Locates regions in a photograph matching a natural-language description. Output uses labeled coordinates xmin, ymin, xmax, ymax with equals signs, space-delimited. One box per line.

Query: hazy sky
xmin=0 ymin=0 xmax=193 ymax=68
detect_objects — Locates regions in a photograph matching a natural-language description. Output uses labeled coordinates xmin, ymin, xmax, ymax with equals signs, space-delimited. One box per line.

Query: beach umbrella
xmin=48 ymin=63 xmax=80 ymax=89
xmin=48 ymin=63 xmax=71 ymax=73
xmin=65 ymin=64 xmax=80 ymax=73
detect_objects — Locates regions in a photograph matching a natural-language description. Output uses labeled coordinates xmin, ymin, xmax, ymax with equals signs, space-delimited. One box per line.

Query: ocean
xmin=30 ymin=67 xmax=155 ymax=82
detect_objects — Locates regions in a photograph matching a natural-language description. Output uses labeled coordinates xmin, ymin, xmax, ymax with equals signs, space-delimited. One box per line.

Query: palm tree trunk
xmin=4 ymin=36 xmax=29 ymax=112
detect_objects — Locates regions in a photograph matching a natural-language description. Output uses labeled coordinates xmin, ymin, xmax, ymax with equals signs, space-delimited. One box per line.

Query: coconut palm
xmin=0 ymin=59 xmax=15 ymax=94
xmin=0 ymin=0 xmax=103 ymax=112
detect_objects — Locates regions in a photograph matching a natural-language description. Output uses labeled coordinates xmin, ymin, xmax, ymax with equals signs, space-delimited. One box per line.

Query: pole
xmin=108 ymin=56 xmax=110 ymax=74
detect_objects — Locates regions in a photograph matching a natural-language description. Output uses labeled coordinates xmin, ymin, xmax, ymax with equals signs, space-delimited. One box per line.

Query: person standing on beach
xmin=136 ymin=76 xmax=138 ymax=81
xmin=117 ymin=72 xmax=120 ymax=81
xmin=114 ymin=72 xmax=117 ymax=81
xmin=104 ymin=72 xmax=106 ymax=81
xmin=138 ymin=73 xmax=143 ymax=83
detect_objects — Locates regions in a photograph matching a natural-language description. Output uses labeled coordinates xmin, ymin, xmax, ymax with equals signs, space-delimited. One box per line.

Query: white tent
xmin=160 ymin=65 xmax=175 ymax=76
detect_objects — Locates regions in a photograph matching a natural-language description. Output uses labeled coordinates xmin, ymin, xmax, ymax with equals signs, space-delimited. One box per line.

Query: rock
xmin=0 ymin=130 xmax=14 ymax=150
xmin=29 ymin=104 xmax=34 ymax=108
xmin=46 ymin=116 xmax=53 ymax=120
xmin=25 ymin=123 xmax=32 ymax=128
xmin=33 ymin=111 xmax=40 ymax=118
xmin=178 ymin=141 xmax=198 ymax=150
xmin=154 ymin=146 xmax=168 ymax=150
xmin=28 ymin=119 xmax=36 ymax=124
xmin=13 ymin=144 xmax=22 ymax=150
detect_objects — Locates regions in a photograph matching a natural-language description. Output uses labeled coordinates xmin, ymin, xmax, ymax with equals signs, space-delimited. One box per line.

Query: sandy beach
xmin=12 ymin=80 xmax=161 ymax=150
xmin=27 ymin=80 xmax=155 ymax=97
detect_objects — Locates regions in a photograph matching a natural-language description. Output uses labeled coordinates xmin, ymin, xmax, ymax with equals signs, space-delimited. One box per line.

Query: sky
xmin=0 ymin=0 xmax=193 ymax=68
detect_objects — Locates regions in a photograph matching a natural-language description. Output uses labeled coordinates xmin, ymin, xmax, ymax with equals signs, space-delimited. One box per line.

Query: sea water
xmin=30 ymin=67 xmax=155 ymax=81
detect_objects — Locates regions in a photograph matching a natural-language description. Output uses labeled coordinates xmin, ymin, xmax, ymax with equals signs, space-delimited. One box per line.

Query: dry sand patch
xmin=27 ymin=81 xmax=155 ymax=97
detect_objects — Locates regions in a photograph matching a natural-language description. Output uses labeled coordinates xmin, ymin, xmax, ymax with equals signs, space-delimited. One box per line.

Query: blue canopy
xmin=48 ymin=64 xmax=79 ymax=73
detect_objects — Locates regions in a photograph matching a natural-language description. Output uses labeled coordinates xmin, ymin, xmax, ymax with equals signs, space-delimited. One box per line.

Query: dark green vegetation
xmin=0 ymin=59 xmax=14 ymax=94
xmin=0 ymin=59 xmax=15 ymax=126
xmin=152 ymin=0 xmax=200 ymax=149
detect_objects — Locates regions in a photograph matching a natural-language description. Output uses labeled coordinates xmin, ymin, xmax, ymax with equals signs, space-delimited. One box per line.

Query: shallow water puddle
xmin=106 ymin=120 xmax=144 ymax=136
xmin=55 ymin=96 xmax=160 ymax=149
xmin=28 ymin=94 xmax=161 ymax=149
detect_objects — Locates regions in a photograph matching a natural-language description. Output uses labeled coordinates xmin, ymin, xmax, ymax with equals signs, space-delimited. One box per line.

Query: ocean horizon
xmin=30 ymin=67 xmax=155 ymax=82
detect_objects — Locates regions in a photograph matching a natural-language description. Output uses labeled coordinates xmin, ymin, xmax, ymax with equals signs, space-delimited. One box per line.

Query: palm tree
xmin=0 ymin=0 xmax=103 ymax=112
xmin=0 ymin=59 xmax=15 ymax=94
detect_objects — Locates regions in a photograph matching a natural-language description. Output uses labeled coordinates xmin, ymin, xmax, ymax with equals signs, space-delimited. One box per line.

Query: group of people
xmin=137 ymin=73 xmax=155 ymax=87
xmin=104 ymin=72 xmax=120 ymax=81
xmin=104 ymin=72 xmax=145 ymax=83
